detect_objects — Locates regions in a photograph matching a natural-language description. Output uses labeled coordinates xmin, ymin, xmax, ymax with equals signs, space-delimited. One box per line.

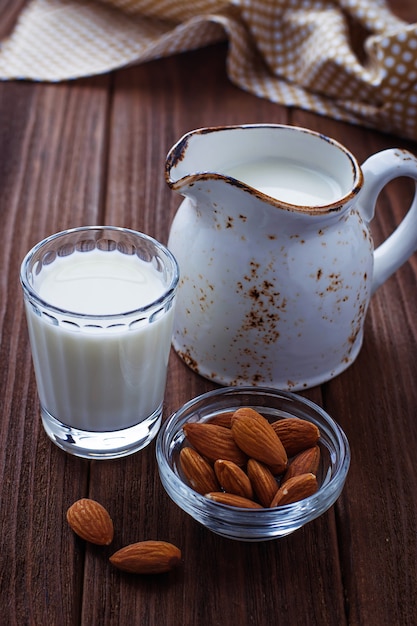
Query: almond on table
xmin=110 ymin=541 xmax=182 ymax=574
xmin=66 ymin=498 xmax=114 ymax=546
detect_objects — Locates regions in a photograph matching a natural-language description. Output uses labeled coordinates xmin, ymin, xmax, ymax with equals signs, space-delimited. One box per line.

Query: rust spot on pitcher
xmin=176 ymin=349 xmax=199 ymax=374
xmin=326 ymin=273 xmax=343 ymax=292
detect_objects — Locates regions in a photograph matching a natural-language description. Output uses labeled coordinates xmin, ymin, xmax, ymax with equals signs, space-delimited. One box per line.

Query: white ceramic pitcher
xmin=166 ymin=124 xmax=417 ymax=390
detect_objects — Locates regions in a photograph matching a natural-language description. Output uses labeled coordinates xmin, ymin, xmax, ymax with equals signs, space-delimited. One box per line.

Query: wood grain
xmin=0 ymin=1 xmax=417 ymax=624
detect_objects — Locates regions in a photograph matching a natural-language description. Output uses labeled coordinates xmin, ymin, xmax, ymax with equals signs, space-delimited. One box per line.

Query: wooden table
xmin=1 ymin=2 xmax=417 ymax=624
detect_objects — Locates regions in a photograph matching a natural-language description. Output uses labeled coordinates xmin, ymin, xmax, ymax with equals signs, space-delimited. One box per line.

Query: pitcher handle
xmin=359 ymin=148 xmax=417 ymax=295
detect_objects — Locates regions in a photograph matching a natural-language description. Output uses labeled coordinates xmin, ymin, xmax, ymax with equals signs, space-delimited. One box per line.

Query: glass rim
xmin=20 ymin=225 xmax=180 ymax=321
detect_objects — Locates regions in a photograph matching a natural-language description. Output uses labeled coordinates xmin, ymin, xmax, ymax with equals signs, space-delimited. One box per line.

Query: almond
xmin=205 ymin=492 xmax=263 ymax=509
xmin=231 ymin=408 xmax=287 ymax=474
xmin=271 ymin=418 xmax=320 ymax=457
xmin=183 ymin=422 xmax=247 ymax=466
xmin=214 ymin=459 xmax=254 ymax=500
xmin=66 ymin=498 xmax=114 ymax=546
xmin=270 ymin=473 xmax=318 ymax=507
xmin=282 ymin=445 xmax=321 ymax=483
xmin=179 ymin=447 xmax=220 ymax=495
xmin=247 ymin=458 xmax=279 ymax=507
xmin=207 ymin=411 xmax=234 ymax=428
xmin=110 ymin=540 xmax=181 ymax=574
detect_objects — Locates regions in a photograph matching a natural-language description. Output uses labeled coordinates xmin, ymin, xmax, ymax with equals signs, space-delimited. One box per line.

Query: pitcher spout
xmin=165 ymin=124 xmax=362 ymax=214
xmin=165 ymin=125 xmax=239 ymax=192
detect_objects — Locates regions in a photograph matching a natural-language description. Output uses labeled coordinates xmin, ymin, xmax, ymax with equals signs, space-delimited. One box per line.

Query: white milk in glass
xmin=25 ymin=249 xmax=174 ymax=432
xmin=225 ymin=157 xmax=342 ymax=205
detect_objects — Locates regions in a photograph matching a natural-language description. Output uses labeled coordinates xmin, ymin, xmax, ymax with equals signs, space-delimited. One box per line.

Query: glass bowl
xmin=156 ymin=387 xmax=350 ymax=541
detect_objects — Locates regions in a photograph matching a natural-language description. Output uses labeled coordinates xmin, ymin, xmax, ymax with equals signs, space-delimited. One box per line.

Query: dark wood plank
xmin=0 ymin=76 xmax=110 ymax=624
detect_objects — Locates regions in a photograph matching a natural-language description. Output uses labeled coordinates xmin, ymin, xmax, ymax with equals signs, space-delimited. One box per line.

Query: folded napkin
xmin=1 ymin=0 xmax=417 ymax=140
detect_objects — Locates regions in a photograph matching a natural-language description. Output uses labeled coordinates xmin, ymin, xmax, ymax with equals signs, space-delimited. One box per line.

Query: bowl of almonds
xmin=156 ymin=386 xmax=350 ymax=541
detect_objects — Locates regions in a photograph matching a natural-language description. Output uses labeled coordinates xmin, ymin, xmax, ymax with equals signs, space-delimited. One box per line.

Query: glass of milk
xmin=20 ymin=226 xmax=179 ymax=459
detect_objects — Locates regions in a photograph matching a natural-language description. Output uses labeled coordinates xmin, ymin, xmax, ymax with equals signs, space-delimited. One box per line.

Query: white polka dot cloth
xmin=1 ymin=0 xmax=416 ymax=139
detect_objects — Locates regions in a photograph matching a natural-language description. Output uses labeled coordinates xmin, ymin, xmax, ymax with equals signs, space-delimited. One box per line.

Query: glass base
xmin=40 ymin=405 xmax=162 ymax=459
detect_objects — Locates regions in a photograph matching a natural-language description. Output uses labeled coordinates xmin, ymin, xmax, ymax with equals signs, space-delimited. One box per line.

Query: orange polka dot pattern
xmin=0 ymin=0 xmax=416 ymax=139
